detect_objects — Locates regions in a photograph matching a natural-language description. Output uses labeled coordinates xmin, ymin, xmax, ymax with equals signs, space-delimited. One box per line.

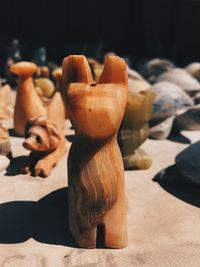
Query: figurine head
xmin=62 ymin=55 xmax=128 ymax=139
xmin=23 ymin=117 xmax=62 ymax=152
xmin=10 ymin=61 xmax=37 ymax=78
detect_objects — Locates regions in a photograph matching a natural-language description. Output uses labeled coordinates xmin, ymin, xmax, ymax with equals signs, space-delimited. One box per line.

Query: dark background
xmin=0 ymin=0 xmax=200 ymax=66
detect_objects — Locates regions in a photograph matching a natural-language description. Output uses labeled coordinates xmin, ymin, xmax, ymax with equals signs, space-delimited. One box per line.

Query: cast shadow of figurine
xmin=0 ymin=187 xmax=76 ymax=247
xmin=153 ymin=167 xmax=200 ymax=208
xmin=5 ymin=156 xmax=29 ymax=176
xmin=167 ymin=132 xmax=191 ymax=144
xmin=8 ymin=129 xmax=20 ymax=138
xmin=65 ymin=134 xmax=75 ymax=143
xmin=5 ymin=133 xmax=71 ymax=177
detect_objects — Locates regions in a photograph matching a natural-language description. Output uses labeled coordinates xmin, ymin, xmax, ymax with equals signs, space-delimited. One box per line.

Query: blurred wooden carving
xmin=119 ymin=89 xmax=155 ymax=169
xmin=10 ymin=62 xmax=65 ymax=136
xmin=0 ymin=123 xmax=11 ymax=156
xmin=22 ymin=117 xmax=68 ymax=177
xmin=52 ymin=67 xmax=68 ymax=118
xmin=52 ymin=67 xmax=63 ymax=92
xmin=0 ymin=84 xmax=15 ymax=120
xmin=62 ymin=55 xmax=127 ymax=248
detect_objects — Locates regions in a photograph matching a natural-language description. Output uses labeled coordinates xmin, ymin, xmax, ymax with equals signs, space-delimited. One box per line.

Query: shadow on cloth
xmin=65 ymin=134 xmax=75 ymax=143
xmin=5 ymin=156 xmax=29 ymax=176
xmin=153 ymin=168 xmax=200 ymax=208
xmin=8 ymin=129 xmax=20 ymax=138
xmin=167 ymin=132 xmax=191 ymax=144
xmin=0 ymin=187 xmax=76 ymax=247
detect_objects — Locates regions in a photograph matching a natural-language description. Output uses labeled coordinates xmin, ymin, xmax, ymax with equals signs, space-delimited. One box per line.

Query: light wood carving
xmin=52 ymin=67 xmax=63 ymax=92
xmin=62 ymin=55 xmax=128 ymax=248
xmin=10 ymin=62 xmax=65 ymax=136
xmin=22 ymin=117 xmax=68 ymax=177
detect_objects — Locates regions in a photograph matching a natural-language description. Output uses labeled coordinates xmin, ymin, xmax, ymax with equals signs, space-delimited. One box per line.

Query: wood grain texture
xmin=62 ymin=55 xmax=128 ymax=248
xmin=10 ymin=62 xmax=65 ymax=136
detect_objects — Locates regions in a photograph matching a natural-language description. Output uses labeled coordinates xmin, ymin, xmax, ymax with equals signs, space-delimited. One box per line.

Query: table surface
xmin=0 ymin=122 xmax=199 ymax=267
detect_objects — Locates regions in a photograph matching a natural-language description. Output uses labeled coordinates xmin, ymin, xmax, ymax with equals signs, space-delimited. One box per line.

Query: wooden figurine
xmin=10 ymin=61 xmax=65 ymax=136
xmin=52 ymin=67 xmax=68 ymax=118
xmin=52 ymin=67 xmax=63 ymax=92
xmin=22 ymin=117 xmax=68 ymax=177
xmin=62 ymin=55 xmax=128 ymax=249
xmin=34 ymin=77 xmax=55 ymax=98
xmin=0 ymin=123 xmax=11 ymax=156
xmin=119 ymin=89 xmax=155 ymax=170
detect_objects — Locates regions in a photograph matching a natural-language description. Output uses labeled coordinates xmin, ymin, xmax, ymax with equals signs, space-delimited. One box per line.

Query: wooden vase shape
xmin=62 ymin=55 xmax=128 ymax=249
xmin=10 ymin=62 xmax=65 ymax=136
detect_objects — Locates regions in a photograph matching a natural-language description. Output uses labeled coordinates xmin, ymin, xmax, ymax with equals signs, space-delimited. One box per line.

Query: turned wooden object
xmin=52 ymin=68 xmax=63 ymax=92
xmin=62 ymin=55 xmax=128 ymax=249
xmin=22 ymin=117 xmax=68 ymax=177
xmin=52 ymin=68 xmax=68 ymax=118
xmin=10 ymin=62 xmax=65 ymax=136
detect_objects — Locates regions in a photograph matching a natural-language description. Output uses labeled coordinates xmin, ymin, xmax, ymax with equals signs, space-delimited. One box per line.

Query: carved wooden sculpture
xmin=35 ymin=78 xmax=55 ymax=97
xmin=52 ymin=67 xmax=63 ymax=92
xmin=52 ymin=67 xmax=68 ymax=118
xmin=22 ymin=117 xmax=68 ymax=177
xmin=62 ymin=55 xmax=128 ymax=248
xmin=10 ymin=62 xmax=65 ymax=136
xmin=119 ymin=87 xmax=155 ymax=170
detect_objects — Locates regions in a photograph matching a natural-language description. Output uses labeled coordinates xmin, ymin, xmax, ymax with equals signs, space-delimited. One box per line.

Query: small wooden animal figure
xmin=62 ymin=55 xmax=128 ymax=249
xmin=10 ymin=61 xmax=65 ymax=136
xmin=22 ymin=117 xmax=68 ymax=177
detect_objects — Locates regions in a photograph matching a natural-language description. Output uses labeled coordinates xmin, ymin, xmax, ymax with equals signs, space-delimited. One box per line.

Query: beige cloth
xmin=0 ymin=125 xmax=199 ymax=267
